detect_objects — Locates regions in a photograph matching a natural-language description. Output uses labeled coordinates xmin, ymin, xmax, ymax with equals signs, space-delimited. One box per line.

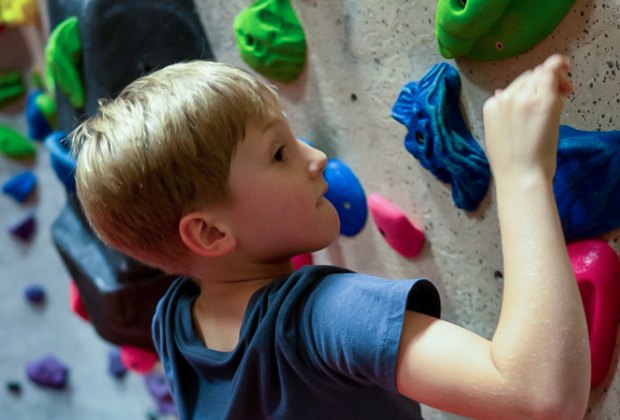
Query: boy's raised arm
xmin=396 ymin=55 xmax=591 ymax=419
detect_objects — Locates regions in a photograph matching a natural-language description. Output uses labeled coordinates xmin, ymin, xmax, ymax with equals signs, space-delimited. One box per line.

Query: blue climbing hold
xmin=555 ymin=125 xmax=620 ymax=239
xmin=9 ymin=214 xmax=36 ymax=241
xmin=107 ymin=347 xmax=128 ymax=379
xmin=2 ymin=171 xmax=36 ymax=203
xmin=26 ymin=355 xmax=69 ymax=389
xmin=44 ymin=131 xmax=76 ymax=192
xmin=26 ymin=90 xmax=55 ymax=141
xmin=145 ymin=372 xmax=176 ymax=415
xmin=323 ymin=158 xmax=368 ymax=236
xmin=391 ymin=62 xmax=491 ymax=212
xmin=24 ymin=284 xmax=46 ymax=304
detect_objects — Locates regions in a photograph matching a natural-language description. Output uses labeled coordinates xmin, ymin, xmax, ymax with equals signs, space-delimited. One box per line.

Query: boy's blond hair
xmin=72 ymin=61 xmax=282 ymax=274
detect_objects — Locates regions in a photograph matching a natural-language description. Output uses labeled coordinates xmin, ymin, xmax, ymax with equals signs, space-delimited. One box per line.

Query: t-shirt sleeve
xmin=298 ymin=272 xmax=440 ymax=393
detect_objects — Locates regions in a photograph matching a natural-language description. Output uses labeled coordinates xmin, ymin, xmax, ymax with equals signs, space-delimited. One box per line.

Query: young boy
xmin=72 ymin=55 xmax=591 ymax=419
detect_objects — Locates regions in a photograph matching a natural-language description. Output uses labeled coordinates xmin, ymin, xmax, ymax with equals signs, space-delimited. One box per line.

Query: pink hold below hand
xmin=367 ymin=193 xmax=425 ymax=258
xmin=568 ymin=239 xmax=620 ymax=388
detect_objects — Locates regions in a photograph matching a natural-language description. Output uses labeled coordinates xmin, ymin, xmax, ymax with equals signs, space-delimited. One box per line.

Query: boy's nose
xmin=308 ymin=147 xmax=327 ymax=179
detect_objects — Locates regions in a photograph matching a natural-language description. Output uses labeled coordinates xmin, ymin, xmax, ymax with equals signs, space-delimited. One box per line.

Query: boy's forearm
xmin=492 ymin=171 xmax=590 ymax=413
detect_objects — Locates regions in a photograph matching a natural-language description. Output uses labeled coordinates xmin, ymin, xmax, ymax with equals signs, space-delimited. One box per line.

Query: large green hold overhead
xmin=233 ymin=0 xmax=307 ymax=83
xmin=45 ymin=16 xmax=84 ymax=108
xmin=436 ymin=0 xmax=576 ymax=61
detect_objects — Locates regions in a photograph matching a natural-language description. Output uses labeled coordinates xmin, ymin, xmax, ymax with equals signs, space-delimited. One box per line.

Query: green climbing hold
xmin=233 ymin=0 xmax=307 ymax=83
xmin=45 ymin=16 xmax=84 ymax=108
xmin=435 ymin=0 xmax=576 ymax=61
xmin=0 ymin=71 xmax=25 ymax=107
xmin=0 ymin=125 xmax=36 ymax=158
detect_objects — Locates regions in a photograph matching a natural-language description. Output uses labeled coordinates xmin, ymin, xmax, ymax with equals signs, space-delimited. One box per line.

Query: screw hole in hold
xmin=495 ymin=41 xmax=504 ymax=51
xmin=343 ymin=201 xmax=351 ymax=210
xmin=246 ymin=34 xmax=254 ymax=46
xmin=459 ymin=0 xmax=466 ymax=7
xmin=415 ymin=131 xmax=424 ymax=145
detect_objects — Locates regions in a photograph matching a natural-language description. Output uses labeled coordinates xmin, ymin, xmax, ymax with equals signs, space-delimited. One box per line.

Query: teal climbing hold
xmin=435 ymin=0 xmax=576 ymax=61
xmin=0 ymin=125 xmax=36 ymax=158
xmin=233 ymin=0 xmax=307 ymax=83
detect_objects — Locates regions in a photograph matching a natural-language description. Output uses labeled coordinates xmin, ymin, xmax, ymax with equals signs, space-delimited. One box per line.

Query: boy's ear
xmin=179 ymin=212 xmax=236 ymax=257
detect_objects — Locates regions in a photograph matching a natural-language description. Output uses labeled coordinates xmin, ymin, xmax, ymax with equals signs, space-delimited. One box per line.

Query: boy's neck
xmin=189 ymin=258 xmax=294 ymax=352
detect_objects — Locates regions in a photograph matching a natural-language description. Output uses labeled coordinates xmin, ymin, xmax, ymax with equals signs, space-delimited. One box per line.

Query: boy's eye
xmin=273 ymin=146 xmax=285 ymax=162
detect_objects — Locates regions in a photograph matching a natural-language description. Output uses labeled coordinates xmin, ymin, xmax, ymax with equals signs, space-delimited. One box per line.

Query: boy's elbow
xmin=519 ymin=387 xmax=589 ymax=420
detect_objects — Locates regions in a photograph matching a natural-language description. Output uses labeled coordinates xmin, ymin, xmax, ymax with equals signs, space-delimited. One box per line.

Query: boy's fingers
xmin=543 ymin=54 xmax=570 ymax=72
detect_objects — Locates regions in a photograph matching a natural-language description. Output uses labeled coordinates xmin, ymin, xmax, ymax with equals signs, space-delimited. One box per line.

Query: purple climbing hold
xmin=26 ymin=355 xmax=69 ymax=389
xmin=108 ymin=347 xmax=127 ymax=379
xmin=2 ymin=171 xmax=36 ymax=202
xmin=145 ymin=372 xmax=177 ymax=415
xmin=24 ymin=284 xmax=46 ymax=304
xmin=9 ymin=214 xmax=36 ymax=241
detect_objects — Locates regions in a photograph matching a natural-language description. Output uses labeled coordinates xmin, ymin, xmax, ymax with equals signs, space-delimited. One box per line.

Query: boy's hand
xmin=483 ymin=54 xmax=573 ymax=183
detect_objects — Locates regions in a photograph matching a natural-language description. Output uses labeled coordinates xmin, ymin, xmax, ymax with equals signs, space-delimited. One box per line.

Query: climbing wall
xmin=194 ymin=0 xmax=620 ymax=419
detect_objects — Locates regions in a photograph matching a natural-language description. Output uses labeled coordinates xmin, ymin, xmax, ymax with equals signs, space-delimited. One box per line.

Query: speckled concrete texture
xmin=194 ymin=1 xmax=620 ymax=419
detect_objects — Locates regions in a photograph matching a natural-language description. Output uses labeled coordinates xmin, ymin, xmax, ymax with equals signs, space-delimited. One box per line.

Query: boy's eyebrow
xmin=261 ymin=118 xmax=281 ymax=134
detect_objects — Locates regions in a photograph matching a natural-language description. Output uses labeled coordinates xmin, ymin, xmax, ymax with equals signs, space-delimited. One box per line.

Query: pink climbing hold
xmin=568 ymin=239 xmax=620 ymax=388
xmin=292 ymin=253 xmax=313 ymax=270
xmin=367 ymin=193 xmax=425 ymax=258
xmin=69 ymin=279 xmax=90 ymax=322
xmin=119 ymin=345 xmax=159 ymax=374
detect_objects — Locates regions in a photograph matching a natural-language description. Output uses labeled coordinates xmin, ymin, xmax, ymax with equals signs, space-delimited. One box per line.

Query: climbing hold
xmin=0 ymin=125 xmax=36 ymax=158
xmin=69 ymin=279 xmax=89 ymax=322
xmin=0 ymin=0 xmax=39 ymax=26
xmin=108 ymin=347 xmax=128 ymax=379
xmin=292 ymin=253 xmax=313 ymax=270
xmin=392 ymin=62 xmax=490 ymax=211
xmin=6 ymin=380 xmax=22 ymax=395
xmin=435 ymin=0 xmax=576 ymax=61
xmin=8 ymin=214 xmax=36 ymax=242
xmin=2 ymin=171 xmax=36 ymax=203
xmin=233 ymin=0 xmax=307 ymax=83
xmin=555 ymin=125 xmax=620 ymax=239
xmin=568 ymin=240 xmax=620 ymax=388
xmin=0 ymin=71 xmax=25 ymax=107
xmin=368 ymin=193 xmax=425 ymax=258
xmin=26 ymin=90 xmax=56 ymax=141
xmin=26 ymin=355 xmax=69 ymax=389
xmin=323 ymin=158 xmax=368 ymax=237
xmin=45 ymin=16 xmax=84 ymax=108
xmin=24 ymin=284 xmax=46 ymax=304
xmin=119 ymin=345 xmax=158 ymax=374
xmin=145 ymin=372 xmax=176 ymax=415
xmin=45 ymin=131 xmax=76 ymax=192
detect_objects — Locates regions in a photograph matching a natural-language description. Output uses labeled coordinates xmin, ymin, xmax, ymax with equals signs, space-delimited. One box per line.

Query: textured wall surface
xmin=194 ymin=1 xmax=620 ymax=418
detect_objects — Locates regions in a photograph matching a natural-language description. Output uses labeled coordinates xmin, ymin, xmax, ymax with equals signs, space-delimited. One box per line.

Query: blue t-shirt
xmin=152 ymin=265 xmax=441 ymax=419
